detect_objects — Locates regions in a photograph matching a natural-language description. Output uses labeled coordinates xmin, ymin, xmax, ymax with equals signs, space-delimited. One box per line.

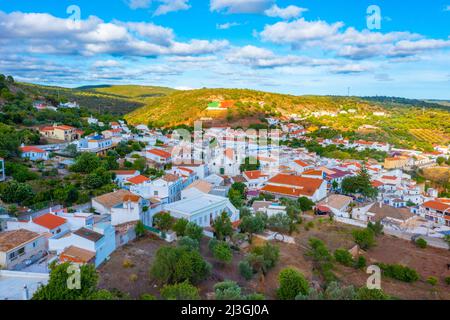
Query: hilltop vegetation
xmin=81 ymin=84 xmax=176 ymax=99
xmin=17 ymin=83 xmax=145 ymax=115
xmin=125 ymin=88 xmax=377 ymax=127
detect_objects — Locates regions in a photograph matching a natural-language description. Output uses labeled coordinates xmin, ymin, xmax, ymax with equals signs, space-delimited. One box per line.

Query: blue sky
xmin=0 ymin=0 xmax=449 ymax=98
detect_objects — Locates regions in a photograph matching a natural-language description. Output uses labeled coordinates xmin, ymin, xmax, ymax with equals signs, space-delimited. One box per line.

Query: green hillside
xmin=80 ymin=84 xmax=176 ymax=99
xmin=124 ymin=88 xmax=379 ymax=127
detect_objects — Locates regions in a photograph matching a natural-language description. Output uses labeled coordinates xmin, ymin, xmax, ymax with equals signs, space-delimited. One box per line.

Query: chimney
xmin=22 ymin=285 xmax=29 ymax=300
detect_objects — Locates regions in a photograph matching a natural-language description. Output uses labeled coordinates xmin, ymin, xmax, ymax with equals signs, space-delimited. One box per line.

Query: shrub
xmin=251 ymin=243 xmax=280 ymax=271
xmin=214 ymin=281 xmax=242 ymax=300
xmin=352 ymin=228 xmax=376 ymax=250
xmin=304 ymin=221 xmax=314 ymax=231
xmin=415 ymin=238 xmax=427 ymax=249
xmin=238 ymin=260 xmax=254 ymax=280
xmin=129 ymin=274 xmax=138 ymax=282
xmin=150 ymin=246 xmax=211 ymax=284
xmin=356 ymin=287 xmax=390 ymax=300
xmin=211 ymin=241 xmax=233 ymax=264
xmin=445 ymin=277 xmax=450 ymax=285
xmin=140 ymin=294 xmax=156 ymax=300
xmin=277 ymin=268 xmax=310 ymax=300
xmin=334 ymin=249 xmax=354 ymax=267
xmin=354 ymin=256 xmax=366 ymax=269
xmin=185 ymin=222 xmax=204 ymax=242
xmin=378 ymin=263 xmax=419 ymax=283
xmin=367 ymin=221 xmax=384 ymax=236
xmin=122 ymin=259 xmax=134 ymax=268
xmin=177 ymin=236 xmax=199 ymax=251
xmin=173 ymin=218 xmax=189 ymax=237
xmin=160 ymin=281 xmax=200 ymax=300
xmin=427 ymin=276 xmax=438 ymax=286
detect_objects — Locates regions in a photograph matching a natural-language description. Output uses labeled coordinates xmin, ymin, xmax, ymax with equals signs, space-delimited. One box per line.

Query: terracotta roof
xmin=0 ymin=229 xmax=41 ymax=252
xmin=261 ymin=185 xmax=305 ymax=197
xmin=369 ymin=203 xmax=414 ymax=222
xmin=371 ymin=180 xmax=384 ymax=188
xmin=302 ymin=169 xmax=324 ymax=176
xmin=147 ymin=149 xmax=171 ymax=159
xmin=294 ymin=160 xmax=310 ymax=167
xmin=224 ymin=148 xmax=234 ymax=160
xmin=422 ymin=200 xmax=450 ymax=212
xmin=93 ymin=189 xmax=137 ymax=209
xmin=20 ymin=146 xmax=47 ymax=153
xmin=60 ymin=245 xmax=95 ymax=264
xmin=163 ymin=173 xmax=180 ymax=182
xmin=185 ymin=180 xmax=213 ymax=193
xmin=126 ymin=175 xmax=150 ymax=185
xmin=123 ymin=194 xmax=141 ymax=202
xmin=382 ymin=175 xmax=397 ymax=180
xmin=74 ymin=228 xmax=103 ymax=242
xmin=244 ymin=170 xmax=267 ymax=180
xmin=33 ymin=213 xmax=67 ymax=230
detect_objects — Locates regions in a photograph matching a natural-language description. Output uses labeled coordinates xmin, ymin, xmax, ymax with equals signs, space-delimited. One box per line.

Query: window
xmin=154 ymin=191 xmax=159 ymax=196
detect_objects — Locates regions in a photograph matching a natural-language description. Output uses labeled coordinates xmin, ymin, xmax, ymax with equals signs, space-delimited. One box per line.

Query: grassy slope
xmin=124 ymin=88 xmax=379 ymax=127
xmin=86 ymin=85 xmax=176 ymax=99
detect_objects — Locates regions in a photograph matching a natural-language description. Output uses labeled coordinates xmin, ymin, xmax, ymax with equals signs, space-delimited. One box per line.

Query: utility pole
xmin=347 ymin=87 xmax=351 ymax=97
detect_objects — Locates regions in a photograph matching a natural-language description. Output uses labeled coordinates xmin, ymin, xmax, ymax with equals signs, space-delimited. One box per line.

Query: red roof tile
xmin=127 ymin=175 xmax=150 ymax=185
xmin=147 ymin=149 xmax=171 ymax=159
xmin=33 ymin=213 xmax=67 ymax=230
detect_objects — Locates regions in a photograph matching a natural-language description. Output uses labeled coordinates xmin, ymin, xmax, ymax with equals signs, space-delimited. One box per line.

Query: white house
xmin=291 ymin=160 xmax=314 ymax=174
xmin=146 ymin=148 xmax=172 ymax=164
xmin=243 ymin=170 xmax=269 ymax=190
xmin=164 ymin=193 xmax=239 ymax=228
xmin=7 ymin=213 xmax=70 ymax=239
xmin=113 ymin=170 xmax=141 ymax=187
xmin=110 ymin=194 xmax=143 ymax=226
xmin=20 ymin=145 xmax=49 ymax=161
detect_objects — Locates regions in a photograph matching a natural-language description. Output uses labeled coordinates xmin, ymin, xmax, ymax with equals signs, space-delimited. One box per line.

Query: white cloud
xmin=226 ymin=45 xmax=338 ymax=68
xmin=93 ymin=60 xmax=122 ymax=68
xmin=126 ymin=0 xmax=152 ymax=10
xmin=331 ymin=64 xmax=370 ymax=74
xmin=264 ymin=5 xmax=308 ymax=20
xmin=216 ymin=22 xmax=241 ymax=30
xmin=0 ymin=11 xmax=228 ymax=57
xmin=153 ymin=0 xmax=191 ymax=16
xmin=210 ymin=0 xmax=274 ymax=14
xmin=260 ymin=18 xmax=344 ymax=44
xmin=260 ymin=18 xmax=450 ymax=60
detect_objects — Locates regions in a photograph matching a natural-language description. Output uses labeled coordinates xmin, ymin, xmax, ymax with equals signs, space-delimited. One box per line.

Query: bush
xmin=160 ymin=281 xmax=200 ymax=300
xmin=129 ymin=274 xmax=138 ymax=282
xmin=415 ymin=238 xmax=427 ymax=249
xmin=352 ymin=228 xmax=376 ymax=250
xmin=140 ymin=294 xmax=156 ymax=300
xmin=304 ymin=221 xmax=314 ymax=231
xmin=354 ymin=256 xmax=366 ymax=269
xmin=185 ymin=222 xmax=204 ymax=242
xmin=173 ymin=218 xmax=189 ymax=237
xmin=177 ymin=236 xmax=199 ymax=251
xmin=427 ymin=276 xmax=438 ymax=286
xmin=251 ymin=243 xmax=280 ymax=271
xmin=211 ymin=241 xmax=233 ymax=265
xmin=445 ymin=277 xmax=450 ymax=285
xmin=277 ymin=268 xmax=310 ymax=300
xmin=150 ymin=246 xmax=211 ymax=284
xmin=214 ymin=281 xmax=242 ymax=300
xmin=356 ymin=287 xmax=390 ymax=300
xmin=122 ymin=259 xmax=134 ymax=268
xmin=334 ymin=249 xmax=354 ymax=267
xmin=238 ymin=260 xmax=254 ymax=280
xmin=378 ymin=263 xmax=419 ymax=283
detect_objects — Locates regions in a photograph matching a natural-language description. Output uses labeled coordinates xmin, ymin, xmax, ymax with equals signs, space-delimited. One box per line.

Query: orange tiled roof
xmin=20 ymin=146 xmax=46 ymax=153
xmin=422 ymin=200 xmax=450 ymax=212
xmin=294 ymin=160 xmax=310 ymax=167
xmin=112 ymin=170 xmax=139 ymax=175
xmin=244 ymin=170 xmax=267 ymax=180
xmin=126 ymin=175 xmax=150 ymax=185
xmin=33 ymin=213 xmax=67 ymax=230
xmin=147 ymin=149 xmax=171 ymax=159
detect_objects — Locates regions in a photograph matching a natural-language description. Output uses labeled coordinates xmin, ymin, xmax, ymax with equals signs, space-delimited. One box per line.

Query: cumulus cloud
xmin=93 ymin=60 xmax=122 ymax=68
xmin=126 ymin=0 xmax=152 ymax=10
xmin=153 ymin=0 xmax=191 ymax=16
xmin=210 ymin=0 xmax=274 ymax=14
xmin=226 ymin=45 xmax=338 ymax=68
xmin=0 ymin=11 xmax=228 ymax=57
xmin=264 ymin=5 xmax=308 ymax=20
xmin=260 ymin=18 xmax=450 ymax=60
